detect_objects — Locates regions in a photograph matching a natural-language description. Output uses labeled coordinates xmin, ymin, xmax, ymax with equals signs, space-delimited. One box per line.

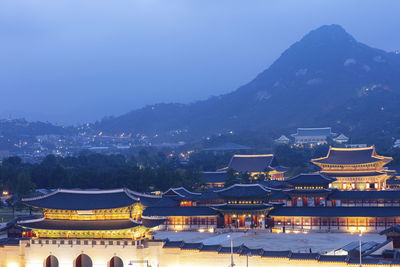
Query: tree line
xmin=0 ymin=150 xmax=201 ymax=198
xmin=2 ymin=143 xmax=399 ymax=199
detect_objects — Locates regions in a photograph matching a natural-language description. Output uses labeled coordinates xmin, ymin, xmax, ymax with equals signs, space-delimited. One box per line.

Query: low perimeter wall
xmin=0 ymin=239 xmax=399 ymax=267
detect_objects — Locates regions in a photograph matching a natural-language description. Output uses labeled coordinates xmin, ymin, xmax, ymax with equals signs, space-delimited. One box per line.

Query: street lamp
xmin=359 ymin=229 xmax=363 ymax=267
xmin=246 ymin=252 xmax=252 ymax=267
xmin=227 ymin=235 xmax=235 ymax=267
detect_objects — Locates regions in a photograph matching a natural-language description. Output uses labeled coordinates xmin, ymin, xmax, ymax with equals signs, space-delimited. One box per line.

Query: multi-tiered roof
xmin=18 ymin=188 xmax=163 ymax=239
xmin=312 ymin=146 xmax=392 ymax=166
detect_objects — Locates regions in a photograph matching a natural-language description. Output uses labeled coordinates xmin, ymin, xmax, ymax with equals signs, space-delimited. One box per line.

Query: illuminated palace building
xmin=2 ymin=147 xmax=400 ymax=267
xmin=312 ymin=146 xmax=394 ymax=190
xmin=221 ymin=154 xmax=288 ymax=181
xmin=0 ymin=189 xmax=166 ymax=267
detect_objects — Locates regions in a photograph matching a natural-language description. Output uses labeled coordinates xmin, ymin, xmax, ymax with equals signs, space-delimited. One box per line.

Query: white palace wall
xmin=0 ymin=239 xmax=395 ymax=267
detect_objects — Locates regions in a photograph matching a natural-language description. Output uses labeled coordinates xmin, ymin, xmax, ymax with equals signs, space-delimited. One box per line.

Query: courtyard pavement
xmin=154 ymin=230 xmax=386 ymax=254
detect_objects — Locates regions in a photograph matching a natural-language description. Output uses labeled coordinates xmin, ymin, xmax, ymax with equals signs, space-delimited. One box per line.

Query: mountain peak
xmin=299 ymin=24 xmax=355 ymax=45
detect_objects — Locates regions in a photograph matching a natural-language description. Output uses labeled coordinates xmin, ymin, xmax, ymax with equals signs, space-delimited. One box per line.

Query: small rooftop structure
xmin=215 ymin=184 xmax=271 ymax=200
xmin=285 ymin=173 xmax=335 ymax=188
xmin=274 ymin=135 xmax=290 ymax=144
xmin=333 ymin=133 xmax=349 ymax=144
xmin=163 ymin=187 xmax=201 ymax=201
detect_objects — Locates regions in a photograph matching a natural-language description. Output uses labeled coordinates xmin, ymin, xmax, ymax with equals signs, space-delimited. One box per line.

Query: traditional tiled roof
xmin=261 ymin=250 xmax=291 ymax=258
xmin=239 ymin=248 xmax=264 ymax=256
xmin=317 ymin=255 xmax=348 ymax=262
xmin=181 ymin=242 xmax=203 ymax=250
xmin=379 ymin=224 xmax=400 ymax=235
xmin=211 ymin=203 xmax=271 ymax=212
xmin=347 ymin=258 xmax=400 ymax=265
xmin=161 ymin=239 xmax=399 ymax=265
xmin=126 ymin=189 xmax=161 ymax=207
xmin=269 ymin=207 xmax=400 ymax=217
xmin=269 ymin=189 xmax=289 ymax=201
xmin=215 ymin=184 xmax=271 ymax=199
xmin=227 ymin=154 xmax=275 ymax=173
xmin=312 ymin=146 xmax=392 ymax=165
xmin=386 ymin=177 xmax=400 ymax=185
xmin=163 ymin=240 xmax=184 ymax=248
xmin=141 ymin=217 xmax=168 ymax=228
xmin=275 ymin=135 xmax=290 ymax=142
xmin=18 ymin=218 xmax=140 ymax=231
xmin=0 ymin=238 xmax=20 ymax=247
xmin=199 ymin=190 xmax=221 ymax=200
xmin=340 ymin=241 xmax=378 ymax=253
xmin=142 ymin=206 xmax=218 ymax=217
xmin=272 ymin=166 xmax=289 ymax=172
xmin=291 ymin=127 xmax=334 ymax=137
xmin=218 ymin=245 xmax=244 ymax=254
xmin=286 ymin=173 xmax=335 ymax=185
xmin=163 ymin=187 xmax=201 ymax=201
xmin=285 ymin=189 xmax=332 ymax=198
xmin=289 ymin=253 xmax=319 ymax=260
xmin=329 ymin=190 xmax=400 ymax=200
xmin=22 ymin=188 xmax=139 ymax=210
xmin=199 ymin=244 xmax=222 ymax=252
xmin=259 ymin=180 xmax=288 ymax=189
xmin=333 ymin=133 xmax=349 ymax=142
xmin=201 ymin=172 xmax=227 ymax=184
xmin=148 ymin=197 xmax=180 ymax=208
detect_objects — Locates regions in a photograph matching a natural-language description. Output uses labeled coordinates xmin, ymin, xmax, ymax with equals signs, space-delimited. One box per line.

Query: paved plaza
xmin=154 ymin=230 xmax=386 ymax=254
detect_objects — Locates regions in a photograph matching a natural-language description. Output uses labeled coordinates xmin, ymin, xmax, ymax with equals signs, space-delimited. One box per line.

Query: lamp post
xmin=246 ymin=252 xmax=252 ymax=267
xmin=359 ymin=229 xmax=363 ymax=267
xmin=227 ymin=235 xmax=235 ymax=267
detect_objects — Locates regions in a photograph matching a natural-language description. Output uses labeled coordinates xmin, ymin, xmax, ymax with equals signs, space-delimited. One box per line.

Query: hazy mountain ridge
xmin=95 ymin=25 xmax=400 ymax=140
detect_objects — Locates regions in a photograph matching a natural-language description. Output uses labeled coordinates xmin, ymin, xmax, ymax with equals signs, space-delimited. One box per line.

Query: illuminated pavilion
xmin=17 ymin=188 xmax=164 ymax=239
xmin=213 ymin=184 xmax=273 ymax=228
xmin=222 ymin=154 xmax=288 ymax=181
xmin=312 ymin=146 xmax=394 ymax=190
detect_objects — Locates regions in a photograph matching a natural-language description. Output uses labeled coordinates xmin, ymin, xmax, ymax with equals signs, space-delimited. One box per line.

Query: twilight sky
xmin=0 ymin=0 xmax=399 ymax=125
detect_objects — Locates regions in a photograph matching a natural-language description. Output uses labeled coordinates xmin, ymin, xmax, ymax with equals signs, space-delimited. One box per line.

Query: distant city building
xmin=291 ymin=127 xmax=335 ymax=146
xmin=333 ymin=134 xmax=349 ymax=144
xmin=274 ymin=135 xmax=290 ymax=144
xmin=221 ymin=154 xmax=288 ymax=181
xmin=312 ymin=146 xmax=394 ymax=191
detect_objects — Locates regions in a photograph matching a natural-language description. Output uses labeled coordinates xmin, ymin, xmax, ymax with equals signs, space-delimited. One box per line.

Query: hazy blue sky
xmin=0 ymin=0 xmax=399 ymax=124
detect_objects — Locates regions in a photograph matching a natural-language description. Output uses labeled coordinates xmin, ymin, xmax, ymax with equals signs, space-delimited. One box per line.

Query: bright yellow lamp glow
xmin=8 ymin=262 xmax=19 ymax=267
